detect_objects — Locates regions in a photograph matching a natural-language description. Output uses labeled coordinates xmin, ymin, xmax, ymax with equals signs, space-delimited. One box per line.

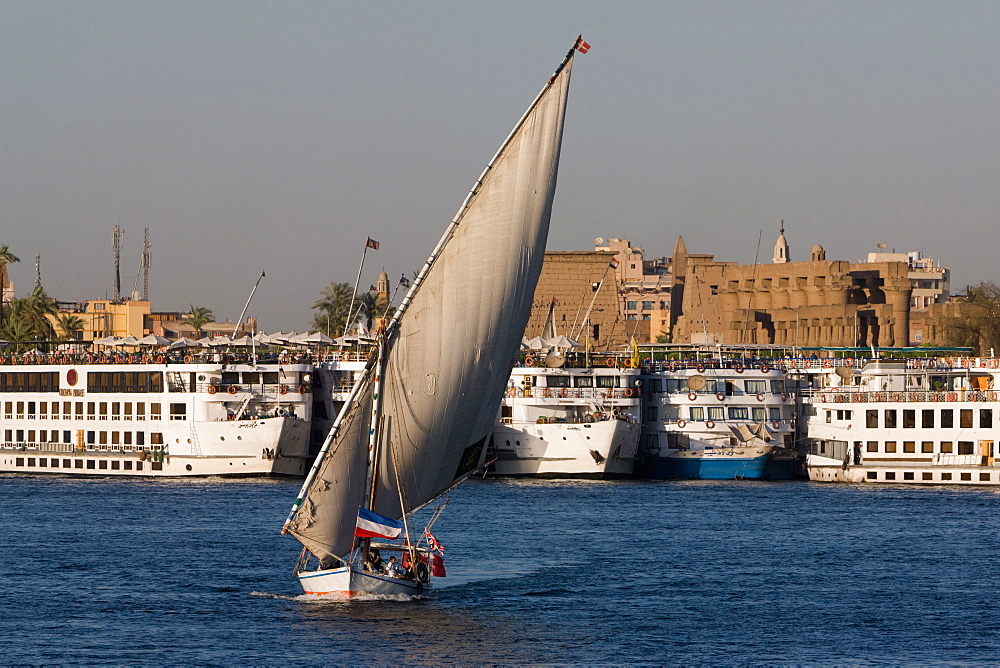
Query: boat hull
xmin=641 ymin=449 xmax=772 ymax=480
xmin=298 ymin=564 xmax=430 ymax=597
xmin=489 ymin=419 xmax=639 ymax=478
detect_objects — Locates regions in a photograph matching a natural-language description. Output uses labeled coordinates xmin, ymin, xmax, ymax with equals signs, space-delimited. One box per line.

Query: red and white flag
xmin=365 ymin=237 xmax=380 ymax=250
xmin=425 ymin=530 xmax=445 ymax=554
xmin=574 ymin=36 xmax=590 ymax=54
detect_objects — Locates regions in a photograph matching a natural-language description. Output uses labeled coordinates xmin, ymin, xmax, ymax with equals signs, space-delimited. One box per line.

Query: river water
xmin=2 ymin=475 xmax=999 ymax=664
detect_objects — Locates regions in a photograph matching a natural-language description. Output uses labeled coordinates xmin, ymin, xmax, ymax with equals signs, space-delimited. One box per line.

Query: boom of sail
xmin=284 ymin=45 xmax=577 ymax=564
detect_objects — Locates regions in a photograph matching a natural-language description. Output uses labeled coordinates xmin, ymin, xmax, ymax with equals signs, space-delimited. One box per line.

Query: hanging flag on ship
xmin=425 ymin=530 xmax=445 ymax=554
xmin=365 ymin=237 xmax=381 ymax=250
xmin=399 ymin=274 xmax=411 ymax=288
xmin=574 ymin=36 xmax=591 ymax=53
xmin=354 ymin=507 xmax=402 ymax=539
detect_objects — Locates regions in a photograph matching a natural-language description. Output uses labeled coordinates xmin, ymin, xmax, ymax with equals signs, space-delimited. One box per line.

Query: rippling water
xmin=3 ymin=475 xmax=999 ymax=664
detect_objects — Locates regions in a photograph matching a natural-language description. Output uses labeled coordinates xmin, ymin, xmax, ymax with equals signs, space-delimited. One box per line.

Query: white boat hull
xmin=298 ymin=563 xmax=431 ymax=598
xmin=490 ymin=418 xmax=639 ymax=478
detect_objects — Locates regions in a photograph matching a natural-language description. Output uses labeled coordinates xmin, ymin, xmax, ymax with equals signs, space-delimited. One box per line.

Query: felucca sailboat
xmin=280 ymin=37 xmax=587 ymax=597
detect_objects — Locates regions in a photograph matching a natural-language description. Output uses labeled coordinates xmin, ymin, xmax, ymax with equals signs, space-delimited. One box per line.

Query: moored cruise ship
xmin=800 ymin=356 xmax=1000 ymax=485
xmin=487 ymin=356 xmax=641 ymax=478
xmin=638 ymin=356 xmax=797 ymax=480
xmin=0 ymin=352 xmax=312 ymax=476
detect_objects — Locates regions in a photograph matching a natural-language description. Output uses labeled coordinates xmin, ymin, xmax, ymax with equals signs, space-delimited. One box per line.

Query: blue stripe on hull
xmin=642 ymin=453 xmax=771 ymax=480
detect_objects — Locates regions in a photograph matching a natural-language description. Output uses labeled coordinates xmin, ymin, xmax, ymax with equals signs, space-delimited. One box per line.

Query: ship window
xmin=27 ymin=430 xmax=36 ymax=443
xmin=137 ymin=403 xmax=146 ymax=420
xmin=16 ymin=401 xmax=24 ymax=418
xmin=262 ymin=372 xmax=279 ymax=384
xmin=545 ymin=376 xmax=570 ymax=388
xmin=941 ymin=409 xmax=953 ymax=428
xmin=111 ymin=461 xmax=120 ymax=470
xmin=39 ymin=430 xmax=47 ymax=442
xmin=884 ymin=410 xmax=897 ymax=428
xmin=885 ymin=441 xmax=897 ymax=453
xmin=752 ymin=407 xmax=766 ymax=421
xmin=645 ymin=406 xmax=657 ymax=422
xmin=15 ymin=429 xmax=24 ymax=442
xmin=86 ymin=460 xmax=95 ymax=469
xmin=867 ymin=410 xmax=878 ymax=428
xmin=222 ymin=372 xmax=240 ymax=385
xmin=124 ymin=461 xmax=133 ymax=470
xmin=573 ymin=376 xmax=594 ymax=388
xmin=940 ymin=441 xmax=953 ymax=453
xmin=903 ymin=410 xmax=915 ymax=428
xmin=150 ymin=403 xmax=161 ymax=421
xmin=942 ymin=471 xmax=953 ymax=481
xmin=903 ymin=472 xmax=914 ymax=480
xmin=981 ymin=473 xmax=991 ymax=482
xmin=885 ymin=472 xmax=896 ymax=480
xmin=3 ymin=429 xmax=10 ymax=441
xmin=169 ymin=403 xmax=187 ymax=421
xmin=4 ymin=401 xmax=11 ymax=419
xmin=124 ymin=403 xmax=132 ymax=420
xmin=136 ymin=432 xmax=145 ymax=446
xmin=769 ymin=407 xmax=780 ymax=421
xmin=99 ymin=431 xmax=107 ymax=445
xmin=99 ymin=460 xmax=108 ymax=469
xmin=663 ymin=379 xmax=684 ymax=394
xmin=867 ymin=471 xmax=877 ymax=480
xmin=123 ymin=432 xmax=132 ymax=445
xmin=903 ymin=441 xmax=915 ymax=453
xmin=708 ymin=406 xmax=724 ymax=421
xmin=242 ymin=372 xmax=261 ymax=385
xmin=960 ymin=410 xmax=973 ymax=429
xmin=922 ymin=410 xmax=934 ymax=428
xmin=596 ymin=376 xmax=619 ymax=388
xmin=150 ymin=432 xmax=163 ymax=445
xmin=961 ymin=472 xmax=971 ymax=481
xmin=745 ymin=380 xmax=766 ymax=394
xmin=111 ymin=431 xmax=120 ymax=445
xmin=958 ymin=441 xmax=974 ymax=455
xmin=826 ymin=411 xmax=832 ymax=423
xmin=981 ymin=410 xmax=993 ymax=429
xmin=85 ymin=431 xmax=95 ymax=444
xmin=645 ymin=378 xmax=661 ymax=393
xmin=87 ymin=402 xmax=96 ymax=420
xmin=728 ymin=407 xmax=749 ymax=420
xmin=99 ymin=402 xmax=108 ymax=420
xmin=922 ymin=472 xmax=933 ymax=481
xmin=63 ymin=430 xmax=71 ymax=443
xmin=770 ymin=380 xmax=785 ymax=394
xmin=112 ymin=402 xmax=120 ymax=418
xmin=39 ymin=402 xmax=47 ymax=418
xmin=921 ymin=441 xmax=934 ymax=453
xmin=867 ymin=441 xmax=878 ymax=452
xmin=689 ymin=407 xmax=704 ymax=421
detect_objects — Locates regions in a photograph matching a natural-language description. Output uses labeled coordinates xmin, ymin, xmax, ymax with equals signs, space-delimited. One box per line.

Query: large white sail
xmin=286 ymin=46 xmax=577 ymax=560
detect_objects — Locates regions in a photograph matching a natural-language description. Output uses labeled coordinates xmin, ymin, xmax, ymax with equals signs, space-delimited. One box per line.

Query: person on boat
xmin=368 ymin=548 xmax=385 ymax=573
xmin=386 ymin=556 xmax=405 ymax=578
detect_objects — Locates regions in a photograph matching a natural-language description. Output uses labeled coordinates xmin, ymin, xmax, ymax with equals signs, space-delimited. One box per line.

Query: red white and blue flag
xmin=425 ymin=530 xmax=445 ymax=554
xmin=365 ymin=237 xmax=380 ymax=250
xmin=354 ymin=507 xmax=402 ymax=539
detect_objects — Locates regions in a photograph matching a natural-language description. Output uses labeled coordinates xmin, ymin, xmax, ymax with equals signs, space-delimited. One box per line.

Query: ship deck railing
xmin=0 ymin=352 xmax=317 ymax=366
xmin=505 ymin=387 xmax=640 ymax=400
xmin=807 ymin=389 xmax=998 ymax=403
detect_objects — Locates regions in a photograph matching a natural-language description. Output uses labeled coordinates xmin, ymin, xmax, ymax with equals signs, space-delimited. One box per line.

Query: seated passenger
xmin=368 ymin=549 xmax=385 ymax=573
xmin=385 ymin=555 xmax=405 ymax=578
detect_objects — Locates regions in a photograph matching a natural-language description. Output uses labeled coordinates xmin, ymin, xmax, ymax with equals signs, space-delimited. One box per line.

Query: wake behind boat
xmin=280 ymin=38 xmax=586 ymax=597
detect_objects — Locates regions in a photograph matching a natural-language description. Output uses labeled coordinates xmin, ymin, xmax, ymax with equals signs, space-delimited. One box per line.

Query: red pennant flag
xmin=365 ymin=237 xmax=380 ymax=250
xmin=574 ymin=36 xmax=590 ymax=54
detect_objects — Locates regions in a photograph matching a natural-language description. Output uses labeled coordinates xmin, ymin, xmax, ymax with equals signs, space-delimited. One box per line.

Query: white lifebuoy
xmin=705 ymin=420 xmax=715 ymax=429
xmin=688 ymin=391 xmax=697 ymax=401
xmin=677 ymin=419 xmax=686 ymax=428
xmin=756 ymin=393 xmax=764 ymax=402
xmin=715 ymin=392 xmax=725 ymax=401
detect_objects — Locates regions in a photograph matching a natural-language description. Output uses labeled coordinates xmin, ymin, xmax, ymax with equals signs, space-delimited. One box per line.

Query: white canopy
xmin=168 ymin=337 xmax=204 ymax=350
xmin=137 ymin=334 xmax=172 ymax=347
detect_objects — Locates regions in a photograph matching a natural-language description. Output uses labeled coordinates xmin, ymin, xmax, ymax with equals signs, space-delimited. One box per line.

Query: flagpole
xmin=345 ymin=245 xmax=369 ymax=336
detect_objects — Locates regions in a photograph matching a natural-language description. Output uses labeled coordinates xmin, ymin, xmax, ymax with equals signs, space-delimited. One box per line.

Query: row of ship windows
xmin=647 ymin=406 xmax=783 ymax=422
xmin=4 ymin=430 xmax=165 ymax=446
xmin=10 ymin=458 xmax=160 ymax=471
xmin=862 ymin=440 xmax=990 ymax=455
xmin=868 ymin=471 xmax=992 ymax=482
xmin=825 ymin=408 xmax=995 ymax=429
xmin=644 ymin=379 xmax=786 ymax=395
xmin=3 ymin=401 xmax=188 ymax=421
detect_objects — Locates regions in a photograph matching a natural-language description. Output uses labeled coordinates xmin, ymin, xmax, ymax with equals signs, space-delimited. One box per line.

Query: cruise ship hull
xmin=490 ymin=418 xmax=639 ymax=478
xmin=641 ymin=449 xmax=772 ymax=480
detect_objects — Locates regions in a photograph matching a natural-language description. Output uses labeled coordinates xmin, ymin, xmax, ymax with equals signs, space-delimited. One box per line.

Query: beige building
xmin=525 ymin=251 xmax=633 ymax=349
xmin=595 ymin=237 xmax=672 ymax=340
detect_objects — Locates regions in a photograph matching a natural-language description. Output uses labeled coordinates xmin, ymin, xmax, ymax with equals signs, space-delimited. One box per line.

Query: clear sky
xmin=3 ymin=1 xmax=998 ymax=330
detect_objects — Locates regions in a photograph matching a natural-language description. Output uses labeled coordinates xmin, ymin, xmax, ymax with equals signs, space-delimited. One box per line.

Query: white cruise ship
xmin=0 ymin=353 xmax=312 ymax=476
xmin=639 ymin=357 xmax=797 ymax=480
xmin=800 ymin=356 xmax=1000 ymax=485
xmin=487 ymin=358 xmax=641 ymax=478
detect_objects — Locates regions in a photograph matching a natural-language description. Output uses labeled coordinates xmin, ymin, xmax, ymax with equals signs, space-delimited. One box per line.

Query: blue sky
xmin=3 ymin=1 xmax=997 ymax=329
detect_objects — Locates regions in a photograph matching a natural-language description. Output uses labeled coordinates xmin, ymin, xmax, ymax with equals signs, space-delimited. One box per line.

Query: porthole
xmin=185 ymin=464 xmax=192 ymax=471
xmin=220 ymin=436 xmax=225 ymax=441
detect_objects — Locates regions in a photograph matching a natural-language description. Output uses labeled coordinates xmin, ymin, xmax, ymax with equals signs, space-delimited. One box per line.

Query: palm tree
xmin=3 ymin=286 xmax=57 ymax=341
xmin=55 ymin=314 xmax=86 ymax=340
xmin=0 ymin=316 xmax=34 ymax=352
xmin=311 ymin=282 xmax=353 ymax=337
xmin=947 ymin=281 xmax=1000 ymax=355
xmin=0 ymin=245 xmax=21 ymax=323
xmin=184 ymin=305 xmax=215 ymax=337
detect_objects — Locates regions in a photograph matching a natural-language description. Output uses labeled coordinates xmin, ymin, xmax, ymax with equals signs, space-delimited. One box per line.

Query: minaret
xmin=376 ymin=271 xmax=389 ymax=298
xmin=773 ymin=221 xmax=789 ymax=264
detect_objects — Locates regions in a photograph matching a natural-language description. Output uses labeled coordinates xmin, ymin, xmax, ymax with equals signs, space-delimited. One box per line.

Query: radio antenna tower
xmin=112 ymin=225 xmax=124 ymax=302
xmin=35 ymin=254 xmax=41 ymax=288
xmin=142 ymin=228 xmax=150 ymax=301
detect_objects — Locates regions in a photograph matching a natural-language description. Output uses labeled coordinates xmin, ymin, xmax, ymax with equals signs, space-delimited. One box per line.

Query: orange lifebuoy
xmin=525 ymin=355 xmax=535 ymax=367
xmin=846 ymin=358 xmax=855 ymax=367
xmin=207 ymin=385 xmax=217 ymax=394
xmin=677 ymin=419 xmax=686 ymax=428
xmin=624 ymin=388 xmax=634 ymax=397
xmin=279 ymin=384 xmax=288 ymax=394
xmin=559 ymin=388 xmax=569 ymax=398
xmin=298 ymin=385 xmax=307 ymax=394
xmin=280 ymin=355 xmax=290 ymax=364
xmin=756 ymin=393 xmax=764 ymax=402
xmin=696 ymin=364 xmax=706 ymax=373
xmin=760 ymin=363 xmax=770 ymax=373
xmin=715 ymin=392 xmax=725 ymax=401
xmin=227 ymin=385 xmax=238 ymax=395
xmin=772 ymin=420 xmax=781 ymax=429
xmin=823 ymin=360 xmax=832 ymax=368
xmin=606 ymin=358 xmax=616 ymax=368
xmin=705 ymin=420 xmax=715 ymax=429
xmin=156 ymin=355 xmax=165 ymax=364
xmin=542 ymin=388 xmax=552 ymax=398
xmin=184 ymin=355 xmax=193 ymax=364
xmin=341 ymin=353 xmax=350 ymax=361
xmin=734 ymin=364 xmax=744 ymax=373
xmin=508 ymin=388 xmax=517 ymax=397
